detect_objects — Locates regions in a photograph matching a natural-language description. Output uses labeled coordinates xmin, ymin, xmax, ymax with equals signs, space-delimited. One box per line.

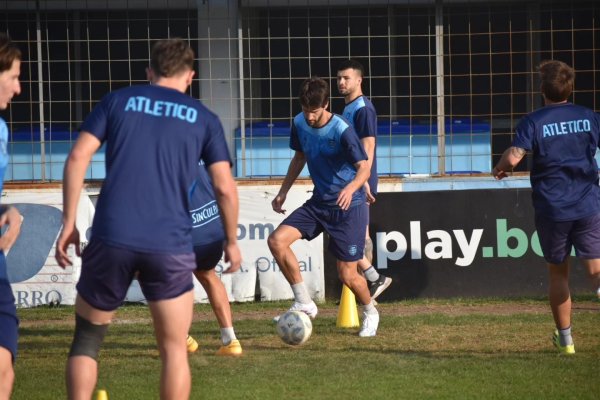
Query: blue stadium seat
xmin=6 ymin=126 xmax=106 ymax=181
xmin=234 ymin=118 xmax=492 ymax=177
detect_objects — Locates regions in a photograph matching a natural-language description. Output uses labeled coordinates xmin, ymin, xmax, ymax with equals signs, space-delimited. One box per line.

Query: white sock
xmin=291 ymin=282 xmax=312 ymax=304
xmin=558 ymin=326 xmax=573 ymax=346
xmin=363 ymin=266 xmax=380 ymax=283
xmin=363 ymin=300 xmax=378 ymax=315
xmin=221 ymin=327 xmax=237 ymax=345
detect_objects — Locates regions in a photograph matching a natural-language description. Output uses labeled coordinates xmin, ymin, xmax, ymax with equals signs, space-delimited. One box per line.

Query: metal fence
xmin=0 ymin=0 xmax=598 ymax=181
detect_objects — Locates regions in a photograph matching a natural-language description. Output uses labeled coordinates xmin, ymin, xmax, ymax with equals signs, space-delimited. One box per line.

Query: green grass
xmin=11 ymin=297 xmax=600 ymax=400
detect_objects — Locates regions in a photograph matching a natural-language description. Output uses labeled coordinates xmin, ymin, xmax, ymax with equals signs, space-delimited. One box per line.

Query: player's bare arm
xmin=272 ymin=151 xmax=306 ymax=214
xmin=0 ymin=206 xmax=22 ymax=252
xmin=56 ymin=131 xmax=101 ymax=268
xmin=360 ymin=136 xmax=376 ymax=203
xmin=492 ymin=146 xmax=526 ymax=180
xmin=208 ymin=160 xmax=242 ymax=273
xmin=337 ymin=159 xmax=369 ymax=210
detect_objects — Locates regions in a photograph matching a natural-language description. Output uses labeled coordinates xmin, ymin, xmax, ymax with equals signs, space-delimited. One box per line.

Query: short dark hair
xmin=0 ymin=33 xmax=21 ymax=74
xmin=538 ymin=60 xmax=574 ymax=102
xmin=337 ymin=59 xmax=365 ymax=77
xmin=298 ymin=77 xmax=329 ymax=108
xmin=150 ymin=38 xmax=194 ymax=78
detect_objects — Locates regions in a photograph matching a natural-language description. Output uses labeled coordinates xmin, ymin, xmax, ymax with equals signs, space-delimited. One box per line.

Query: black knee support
xmin=68 ymin=314 xmax=108 ymax=360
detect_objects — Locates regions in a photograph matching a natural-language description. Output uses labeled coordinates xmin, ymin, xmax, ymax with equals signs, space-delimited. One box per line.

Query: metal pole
xmin=35 ymin=0 xmax=46 ymax=181
xmin=435 ymin=0 xmax=446 ymax=175
xmin=238 ymin=15 xmax=246 ymax=178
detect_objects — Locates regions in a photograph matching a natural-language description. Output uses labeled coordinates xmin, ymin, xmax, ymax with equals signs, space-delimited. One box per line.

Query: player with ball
xmin=268 ymin=77 xmax=379 ymax=339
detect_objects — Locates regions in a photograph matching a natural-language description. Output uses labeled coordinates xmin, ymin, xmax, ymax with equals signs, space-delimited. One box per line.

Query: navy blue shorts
xmin=193 ymin=240 xmax=223 ymax=271
xmin=77 ymin=239 xmax=196 ymax=311
xmin=282 ymin=201 xmax=367 ymax=262
xmin=535 ymin=212 xmax=600 ymax=264
xmin=0 ymin=255 xmax=18 ymax=362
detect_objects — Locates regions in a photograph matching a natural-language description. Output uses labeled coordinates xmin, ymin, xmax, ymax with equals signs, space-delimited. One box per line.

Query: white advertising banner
xmin=4 ymin=189 xmax=94 ymax=308
xmin=236 ymin=184 xmax=324 ymax=301
xmin=5 ymin=184 xmax=325 ymax=307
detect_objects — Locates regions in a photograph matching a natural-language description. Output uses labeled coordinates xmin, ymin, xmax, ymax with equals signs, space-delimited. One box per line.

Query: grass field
xmin=12 ymin=296 xmax=600 ymax=400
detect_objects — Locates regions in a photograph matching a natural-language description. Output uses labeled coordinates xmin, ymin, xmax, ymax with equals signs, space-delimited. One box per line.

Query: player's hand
xmin=222 ymin=241 xmax=242 ymax=274
xmin=364 ymin=182 xmax=376 ymax=205
xmin=492 ymin=166 xmax=508 ymax=180
xmin=272 ymin=193 xmax=287 ymax=214
xmin=0 ymin=206 xmax=23 ymax=252
xmin=55 ymin=224 xmax=81 ymax=268
xmin=337 ymin=187 xmax=354 ymax=210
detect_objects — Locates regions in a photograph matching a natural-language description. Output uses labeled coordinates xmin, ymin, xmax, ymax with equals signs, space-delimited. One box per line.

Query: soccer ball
xmin=276 ymin=311 xmax=313 ymax=346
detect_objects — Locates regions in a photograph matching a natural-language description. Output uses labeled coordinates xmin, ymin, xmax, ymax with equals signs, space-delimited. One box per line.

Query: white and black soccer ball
xmin=276 ymin=310 xmax=313 ymax=346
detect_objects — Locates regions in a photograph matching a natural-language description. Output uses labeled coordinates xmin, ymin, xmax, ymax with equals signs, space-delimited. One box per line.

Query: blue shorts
xmin=77 ymin=239 xmax=196 ymax=311
xmin=282 ymin=201 xmax=367 ymax=262
xmin=0 ymin=255 xmax=18 ymax=362
xmin=535 ymin=212 xmax=600 ymax=264
xmin=193 ymin=240 xmax=223 ymax=271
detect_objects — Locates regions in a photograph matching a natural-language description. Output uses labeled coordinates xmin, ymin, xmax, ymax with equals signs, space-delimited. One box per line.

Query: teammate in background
xmin=186 ymin=163 xmax=242 ymax=356
xmin=55 ymin=38 xmax=241 ymax=399
xmin=337 ymin=60 xmax=392 ymax=301
xmin=493 ymin=60 xmax=600 ymax=354
xmin=268 ymin=77 xmax=379 ymax=337
xmin=0 ymin=33 xmax=24 ymax=400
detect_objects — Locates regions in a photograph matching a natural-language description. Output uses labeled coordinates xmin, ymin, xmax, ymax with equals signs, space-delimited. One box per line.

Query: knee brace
xmin=68 ymin=314 xmax=109 ymax=360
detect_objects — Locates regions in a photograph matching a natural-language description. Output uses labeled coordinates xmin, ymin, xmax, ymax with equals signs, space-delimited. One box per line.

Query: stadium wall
xmin=6 ymin=176 xmax=592 ymax=307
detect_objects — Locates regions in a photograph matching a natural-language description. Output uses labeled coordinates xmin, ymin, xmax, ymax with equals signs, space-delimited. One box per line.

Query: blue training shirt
xmin=342 ymin=95 xmax=378 ymax=195
xmin=512 ymin=102 xmax=600 ymax=221
xmin=0 ymin=118 xmax=8 ymax=282
xmin=189 ymin=162 xmax=225 ymax=247
xmin=82 ymin=84 xmax=231 ymax=253
xmin=0 ymin=118 xmax=8 ymax=195
xmin=290 ymin=113 xmax=367 ymax=207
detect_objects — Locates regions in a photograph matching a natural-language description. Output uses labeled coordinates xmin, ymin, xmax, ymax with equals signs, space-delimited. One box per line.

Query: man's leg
xmin=195 ymin=269 xmax=233 ymax=330
xmin=358 ymin=254 xmax=392 ymax=302
xmin=547 ymin=259 xmax=576 ymax=353
xmin=268 ymin=225 xmax=317 ymax=318
xmin=194 ymin=269 xmax=242 ymax=355
xmin=0 ymin=347 xmax=14 ymax=400
xmin=548 ymin=259 xmax=571 ymax=330
xmin=148 ymin=290 xmax=194 ymax=400
xmin=337 ymin=260 xmax=379 ymax=337
xmin=67 ymin=295 xmax=115 ymax=400
xmin=0 ymin=284 xmax=17 ymax=400
xmin=338 ymin=260 xmax=371 ymax=305
xmin=580 ymin=258 xmax=600 ymax=297
xmin=268 ymin=225 xmax=304 ymax=285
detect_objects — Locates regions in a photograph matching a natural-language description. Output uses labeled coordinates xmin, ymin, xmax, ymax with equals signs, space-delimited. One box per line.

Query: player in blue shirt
xmin=493 ymin=60 xmax=600 ymax=355
xmin=337 ymin=60 xmax=392 ymax=301
xmin=55 ymin=38 xmax=241 ymax=399
xmin=268 ymin=77 xmax=380 ymax=337
xmin=0 ymin=33 xmax=24 ymax=400
xmin=185 ymin=162 xmax=242 ymax=356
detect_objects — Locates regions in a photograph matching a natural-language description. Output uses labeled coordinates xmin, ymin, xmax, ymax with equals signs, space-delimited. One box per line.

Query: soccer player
xmin=186 ymin=162 xmax=242 ymax=356
xmin=337 ymin=59 xmax=392 ymax=301
xmin=493 ymin=60 xmax=600 ymax=355
xmin=0 ymin=33 xmax=23 ymax=400
xmin=268 ymin=77 xmax=379 ymax=337
xmin=55 ymin=38 xmax=241 ymax=399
